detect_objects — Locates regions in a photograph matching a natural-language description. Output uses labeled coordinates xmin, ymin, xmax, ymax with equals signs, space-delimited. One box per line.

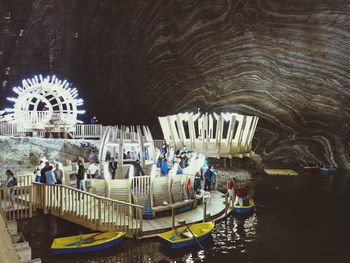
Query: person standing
xmin=87 ymin=161 xmax=98 ymax=179
xmin=45 ymin=166 xmax=57 ymax=185
xmin=204 ymin=166 xmax=213 ymax=191
xmin=76 ymin=160 xmax=85 ymax=191
xmin=90 ymin=116 xmax=98 ymax=124
xmin=227 ymin=178 xmax=235 ymax=206
xmin=54 ymin=164 xmax=63 ymax=184
xmin=125 ymin=160 xmax=145 ymax=178
xmin=108 ymin=157 xmax=118 ymax=179
xmin=4 ymin=169 xmax=17 ymax=208
xmin=40 ymin=161 xmax=51 ymax=183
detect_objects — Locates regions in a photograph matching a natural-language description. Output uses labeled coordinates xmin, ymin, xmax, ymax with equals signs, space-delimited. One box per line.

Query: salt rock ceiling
xmin=0 ymin=0 xmax=350 ymax=168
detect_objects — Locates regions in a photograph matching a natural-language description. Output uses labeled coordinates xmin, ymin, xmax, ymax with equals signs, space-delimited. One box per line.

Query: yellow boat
xmin=159 ymin=222 xmax=215 ymax=249
xmin=51 ymin=231 xmax=125 ymax=255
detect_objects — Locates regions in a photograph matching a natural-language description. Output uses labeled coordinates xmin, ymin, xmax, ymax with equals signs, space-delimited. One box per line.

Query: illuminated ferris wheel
xmin=4 ymin=75 xmax=84 ymax=132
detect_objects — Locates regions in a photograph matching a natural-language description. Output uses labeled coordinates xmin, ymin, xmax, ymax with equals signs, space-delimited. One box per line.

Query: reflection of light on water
xmin=243 ymin=214 xmax=258 ymax=237
xmin=186 ymin=254 xmax=193 ymax=262
xmin=198 ymin=250 xmax=205 ymax=260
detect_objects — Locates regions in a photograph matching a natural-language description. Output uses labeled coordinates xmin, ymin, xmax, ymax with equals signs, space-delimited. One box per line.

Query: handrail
xmin=33 ymin=183 xmax=143 ymax=235
xmin=0 ymin=185 xmax=33 ymax=221
xmin=33 ymin=183 xmax=143 ymax=208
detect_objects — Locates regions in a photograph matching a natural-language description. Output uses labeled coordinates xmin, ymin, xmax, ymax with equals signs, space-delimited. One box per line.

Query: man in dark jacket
xmin=108 ymin=157 xmax=118 ymax=180
xmin=40 ymin=162 xmax=50 ymax=183
xmin=77 ymin=160 xmax=85 ymax=191
xmin=125 ymin=160 xmax=145 ymax=178
xmin=204 ymin=166 xmax=213 ymax=191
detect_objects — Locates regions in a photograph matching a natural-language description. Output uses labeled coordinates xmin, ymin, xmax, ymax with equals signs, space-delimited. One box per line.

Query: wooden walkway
xmin=142 ymin=191 xmax=229 ymax=236
xmin=264 ymin=168 xmax=298 ymax=176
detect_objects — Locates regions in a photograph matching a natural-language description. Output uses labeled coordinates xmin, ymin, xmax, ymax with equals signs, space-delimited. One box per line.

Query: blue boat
xmin=51 ymin=231 xmax=125 ymax=255
xmin=320 ymin=167 xmax=336 ymax=174
xmin=234 ymin=200 xmax=255 ymax=215
xmin=158 ymin=222 xmax=214 ymax=249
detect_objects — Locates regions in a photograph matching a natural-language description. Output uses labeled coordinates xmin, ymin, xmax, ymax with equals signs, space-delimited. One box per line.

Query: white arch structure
xmin=98 ymin=125 xmax=155 ymax=178
xmin=3 ymin=75 xmax=84 ymax=132
xmin=158 ymin=112 xmax=259 ymax=158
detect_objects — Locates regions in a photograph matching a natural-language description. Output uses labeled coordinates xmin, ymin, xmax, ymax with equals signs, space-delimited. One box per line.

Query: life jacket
xmin=227 ymin=179 xmax=234 ymax=189
xmin=186 ymin=178 xmax=191 ymax=191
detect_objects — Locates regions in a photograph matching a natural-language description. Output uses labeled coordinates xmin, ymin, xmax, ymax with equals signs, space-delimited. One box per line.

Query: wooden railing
xmin=71 ymin=124 xmax=104 ymax=139
xmin=131 ymin=176 xmax=151 ymax=198
xmin=0 ymin=185 xmax=33 ymax=221
xmin=33 ymin=183 xmax=144 ymax=235
xmin=0 ymin=211 xmax=19 ymax=263
xmin=16 ymin=175 xmax=34 ymax=186
xmin=0 ymin=122 xmax=26 ymax=136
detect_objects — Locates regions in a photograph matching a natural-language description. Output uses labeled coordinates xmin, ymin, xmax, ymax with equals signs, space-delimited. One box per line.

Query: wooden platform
xmin=141 ymin=190 xmax=230 ymax=237
xmin=264 ymin=168 xmax=298 ymax=176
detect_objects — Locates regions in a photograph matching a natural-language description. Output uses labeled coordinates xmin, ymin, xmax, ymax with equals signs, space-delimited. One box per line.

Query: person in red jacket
xmin=227 ymin=178 xmax=235 ymax=206
xmin=234 ymin=185 xmax=245 ymax=206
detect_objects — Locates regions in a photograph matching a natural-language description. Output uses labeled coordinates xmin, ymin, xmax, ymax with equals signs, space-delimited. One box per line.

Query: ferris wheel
xmin=3 ymin=75 xmax=84 ymax=131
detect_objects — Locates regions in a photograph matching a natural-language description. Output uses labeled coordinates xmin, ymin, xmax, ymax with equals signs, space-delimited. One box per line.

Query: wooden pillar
xmin=225 ymin=193 xmax=228 ymax=218
xmin=48 ymin=215 xmax=58 ymax=235
xmin=171 ymin=206 xmax=175 ymax=229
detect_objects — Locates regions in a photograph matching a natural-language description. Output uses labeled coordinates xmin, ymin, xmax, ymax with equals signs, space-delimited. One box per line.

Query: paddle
xmin=184 ymin=224 xmax=205 ymax=250
xmin=65 ymin=233 xmax=102 ymax=246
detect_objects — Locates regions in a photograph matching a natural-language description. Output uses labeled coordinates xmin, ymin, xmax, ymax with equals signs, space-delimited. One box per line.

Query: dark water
xmin=30 ymin=170 xmax=350 ymax=263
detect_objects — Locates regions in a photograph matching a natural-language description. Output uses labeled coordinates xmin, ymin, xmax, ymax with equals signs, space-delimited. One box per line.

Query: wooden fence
xmin=131 ymin=176 xmax=151 ymax=198
xmin=0 ymin=185 xmax=33 ymax=221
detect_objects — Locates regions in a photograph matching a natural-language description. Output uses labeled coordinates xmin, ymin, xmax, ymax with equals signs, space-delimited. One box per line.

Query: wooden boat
xmin=304 ymin=166 xmax=319 ymax=171
xmin=234 ymin=200 xmax=255 ymax=215
xmin=158 ymin=222 xmax=215 ymax=249
xmin=51 ymin=231 xmax=125 ymax=255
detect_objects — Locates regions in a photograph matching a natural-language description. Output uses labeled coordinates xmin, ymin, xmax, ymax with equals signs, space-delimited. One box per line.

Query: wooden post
xmin=60 ymin=186 xmax=64 ymax=215
xmin=97 ymin=198 xmax=102 ymax=230
xmin=171 ymin=206 xmax=175 ymax=229
xmin=225 ymin=193 xmax=228 ymax=218
xmin=203 ymin=202 xmax=207 ymax=223
xmin=29 ymin=186 xmax=33 ymax=217
xmin=48 ymin=215 xmax=58 ymax=235
xmin=139 ymin=208 xmax=143 ymax=235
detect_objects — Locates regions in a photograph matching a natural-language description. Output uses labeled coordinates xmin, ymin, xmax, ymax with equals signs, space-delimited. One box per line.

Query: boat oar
xmin=185 ymin=224 xmax=205 ymax=250
xmin=65 ymin=233 xmax=102 ymax=246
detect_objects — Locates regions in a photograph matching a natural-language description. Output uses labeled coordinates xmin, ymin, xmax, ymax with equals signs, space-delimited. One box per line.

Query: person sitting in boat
xmin=234 ymin=185 xmax=246 ymax=206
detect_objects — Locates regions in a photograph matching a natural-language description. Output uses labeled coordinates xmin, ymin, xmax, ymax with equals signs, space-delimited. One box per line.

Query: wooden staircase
xmin=32 ymin=183 xmax=144 ymax=237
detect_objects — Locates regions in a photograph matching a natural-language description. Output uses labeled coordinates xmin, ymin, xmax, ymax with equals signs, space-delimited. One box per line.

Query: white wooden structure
xmin=158 ymin=112 xmax=259 ymax=158
xmin=1 ymin=75 xmax=84 ymax=133
xmin=98 ymin=125 xmax=155 ymax=170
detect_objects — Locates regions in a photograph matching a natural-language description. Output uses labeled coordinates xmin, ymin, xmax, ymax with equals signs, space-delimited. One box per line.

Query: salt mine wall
xmin=0 ymin=0 xmax=349 ymax=168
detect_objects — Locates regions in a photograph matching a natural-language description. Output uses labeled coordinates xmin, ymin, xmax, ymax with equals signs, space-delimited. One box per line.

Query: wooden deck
xmin=264 ymin=168 xmax=298 ymax=176
xmin=142 ymin=190 xmax=230 ymax=236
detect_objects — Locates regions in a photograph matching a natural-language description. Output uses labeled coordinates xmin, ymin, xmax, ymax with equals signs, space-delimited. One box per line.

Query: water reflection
xmin=32 ymin=170 xmax=350 ymax=263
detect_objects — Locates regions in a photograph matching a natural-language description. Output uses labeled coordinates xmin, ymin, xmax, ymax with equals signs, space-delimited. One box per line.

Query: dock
xmin=264 ymin=168 xmax=298 ymax=176
xmin=142 ymin=190 xmax=230 ymax=237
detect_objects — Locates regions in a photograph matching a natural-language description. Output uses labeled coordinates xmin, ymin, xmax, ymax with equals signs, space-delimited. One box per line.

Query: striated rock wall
xmin=0 ymin=136 xmax=99 ymax=174
xmin=0 ymin=1 xmax=350 ymax=167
